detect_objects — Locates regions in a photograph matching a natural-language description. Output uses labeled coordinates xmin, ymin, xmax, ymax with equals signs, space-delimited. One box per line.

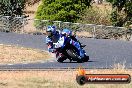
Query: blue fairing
xmin=69 ymin=39 xmax=85 ymax=58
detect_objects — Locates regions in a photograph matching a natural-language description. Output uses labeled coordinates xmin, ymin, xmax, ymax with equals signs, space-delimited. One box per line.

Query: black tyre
xmin=77 ymin=59 xmax=84 ymax=63
xmin=66 ymin=49 xmax=79 ymax=59
xmin=83 ymin=56 xmax=89 ymax=62
xmin=76 ymin=75 xmax=86 ymax=85
xmin=57 ymin=56 xmax=65 ymax=63
xmin=66 ymin=49 xmax=84 ymax=63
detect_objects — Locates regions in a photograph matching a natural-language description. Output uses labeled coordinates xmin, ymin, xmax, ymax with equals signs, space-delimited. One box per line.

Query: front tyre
xmin=83 ymin=56 xmax=89 ymax=62
xmin=66 ymin=49 xmax=84 ymax=63
xmin=57 ymin=56 xmax=66 ymax=63
xmin=66 ymin=49 xmax=79 ymax=59
xmin=77 ymin=59 xmax=84 ymax=63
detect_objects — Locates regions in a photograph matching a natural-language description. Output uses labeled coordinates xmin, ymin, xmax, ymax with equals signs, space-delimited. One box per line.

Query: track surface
xmin=0 ymin=32 xmax=132 ymax=69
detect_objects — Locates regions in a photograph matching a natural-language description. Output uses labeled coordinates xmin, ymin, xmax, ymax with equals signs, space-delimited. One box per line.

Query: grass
xmin=0 ymin=68 xmax=131 ymax=88
xmin=78 ymin=3 xmax=112 ymax=26
xmin=0 ymin=44 xmax=131 ymax=88
xmin=0 ymin=44 xmax=52 ymax=64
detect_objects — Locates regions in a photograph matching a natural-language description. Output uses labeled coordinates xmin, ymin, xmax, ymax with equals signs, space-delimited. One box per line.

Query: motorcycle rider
xmin=46 ymin=26 xmax=85 ymax=59
xmin=46 ymin=25 xmax=60 ymax=52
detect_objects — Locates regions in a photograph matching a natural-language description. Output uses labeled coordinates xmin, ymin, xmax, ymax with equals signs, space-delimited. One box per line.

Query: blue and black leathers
xmin=46 ymin=32 xmax=60 ymax=52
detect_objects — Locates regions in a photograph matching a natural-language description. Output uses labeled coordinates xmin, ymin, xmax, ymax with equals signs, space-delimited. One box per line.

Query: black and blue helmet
xmin=46 ymin=26 xmax=57 ymax=37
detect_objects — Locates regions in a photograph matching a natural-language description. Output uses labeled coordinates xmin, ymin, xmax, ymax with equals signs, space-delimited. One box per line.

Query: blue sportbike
xmin=53 ymin=34 xmax=89 ymax=63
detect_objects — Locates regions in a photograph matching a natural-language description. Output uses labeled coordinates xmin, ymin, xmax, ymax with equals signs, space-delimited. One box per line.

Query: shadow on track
xmin=59 ymin=60 xmax=97 ymax=63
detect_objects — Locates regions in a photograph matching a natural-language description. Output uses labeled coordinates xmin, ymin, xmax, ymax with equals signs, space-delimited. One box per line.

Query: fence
xmin=0 ymin=16 xmax=132 ymax=41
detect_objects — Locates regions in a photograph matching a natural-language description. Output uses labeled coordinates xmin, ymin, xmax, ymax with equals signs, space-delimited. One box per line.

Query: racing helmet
xmin=46 ymin=26 xmax=56 ymax=37
xmin=61 ymin=28 xmax=72 ymax=36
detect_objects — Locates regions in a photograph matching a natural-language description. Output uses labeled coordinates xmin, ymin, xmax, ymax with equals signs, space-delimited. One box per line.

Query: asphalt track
xmin=0 ymin=32 xmax=132 ymax=69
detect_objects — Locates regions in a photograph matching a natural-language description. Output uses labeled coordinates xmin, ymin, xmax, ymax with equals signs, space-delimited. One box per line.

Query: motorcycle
xmin=53 ymin=36 xmax=89 ymax=63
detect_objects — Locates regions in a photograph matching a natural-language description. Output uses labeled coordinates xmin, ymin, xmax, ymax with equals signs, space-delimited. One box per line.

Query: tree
xmin=0 ymin=0 xmax=26 ymax=16
xmin=35 ymin=0 xmax=92 ymax=22
xmin=0 ymin=0 xmax=27 ymax=32
xmin=106 ymin=0 xmax=132 ymax=27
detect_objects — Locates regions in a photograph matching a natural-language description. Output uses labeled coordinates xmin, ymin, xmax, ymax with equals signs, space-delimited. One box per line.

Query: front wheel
xmin=66 ymin=49 xmax=79 ymax=59
xmin=56 ymin=55 xmax=66 ymax=63
xmin=66 ymin=49 xmax=84 ymax=63
xmin=77 ymin=59 xmax=84 ymax=63
xmin=83 ymin=56 xmax=89 ymax=62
